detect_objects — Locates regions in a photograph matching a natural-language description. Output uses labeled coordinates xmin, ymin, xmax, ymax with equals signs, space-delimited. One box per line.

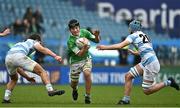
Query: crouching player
xmin=2 ymin=34 xmax=65 ymax=103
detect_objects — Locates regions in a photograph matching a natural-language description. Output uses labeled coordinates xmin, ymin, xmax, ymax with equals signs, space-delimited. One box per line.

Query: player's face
xmin=70 ymin=26 xmax=80 ymax=36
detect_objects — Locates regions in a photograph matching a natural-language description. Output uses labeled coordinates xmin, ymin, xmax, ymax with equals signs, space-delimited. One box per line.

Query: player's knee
xmin=84 ymin=70 xmax=91 ymax=78
xmin=71 ymin=80 xmax=78 ymax=87
xmin=142 ymin=82 xmax=153 ymax=95
xmin=33 ymin=64 xmax=45 ymax=75
xmin=10 ymin=74 xmax=18 ymax=81
xmin=143 ymin=90 xmax=152 ymax=95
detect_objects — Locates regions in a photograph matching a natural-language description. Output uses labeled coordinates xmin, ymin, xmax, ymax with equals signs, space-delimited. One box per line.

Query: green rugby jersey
xmin=67 ymin=29 xmax=96 ymax=64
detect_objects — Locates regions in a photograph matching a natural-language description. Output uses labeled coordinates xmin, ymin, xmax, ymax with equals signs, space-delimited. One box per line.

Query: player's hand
xmin=128 ymin=49 xmax=134 ymax=54
xmin=128 ymin=49 xmax=139 ymax=55
xmin=82 ymin=37 xmax=89 ymax=45
xmin=27 ymin=77 xmax=36 ymax=84
xmin=96 ymin=45 xmax=106 ymax=50
xmin=54 ymin=55 xmax=62 ymax=63
xmin=93 ymin=30 xmax=100 ymax=36
xmin=2 ymin=28 xmax=10 ymax=35
xmin=83 ymin=44 xmax=90 ymax=50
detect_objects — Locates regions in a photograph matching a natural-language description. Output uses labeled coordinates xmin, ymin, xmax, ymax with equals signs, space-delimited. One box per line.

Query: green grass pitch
xmin=0 ymin=85 xmax=180 ymax=107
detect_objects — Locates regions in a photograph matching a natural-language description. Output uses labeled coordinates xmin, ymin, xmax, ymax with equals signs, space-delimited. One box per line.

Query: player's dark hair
xmin=28 ymin=34 xmax=41 ymax=41
xmin=68 ymin=19 xmax=80 ymax=29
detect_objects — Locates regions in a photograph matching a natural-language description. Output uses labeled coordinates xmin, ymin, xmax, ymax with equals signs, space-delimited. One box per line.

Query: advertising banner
xmin=1 ymin=65 xmax=179 ymax=85
xmin=0 ymin=66 xmax=141 ymax=85
xmin=72 ymin=0 xmax=180 ymax=36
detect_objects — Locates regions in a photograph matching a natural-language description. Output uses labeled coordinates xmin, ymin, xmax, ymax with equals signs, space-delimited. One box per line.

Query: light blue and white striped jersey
xmin=126 ymin=31 xmax=158 ymax=66
xmin=8 ymin=39 xmax=39 ymax=56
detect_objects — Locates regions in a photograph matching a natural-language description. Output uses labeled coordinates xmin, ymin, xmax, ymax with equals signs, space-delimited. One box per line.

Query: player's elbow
xmin=76 ymin=52 xmax=83 ymax=57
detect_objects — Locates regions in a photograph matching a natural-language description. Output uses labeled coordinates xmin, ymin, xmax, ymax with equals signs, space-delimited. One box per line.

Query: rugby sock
xmin=4 ymin=89 xmax=11 ymax=100
xmin=85 ymin=94 xmax=91 ymax=98
xmin=122 ymin=96 xmax=130 ymax=102
xmin=46 ymin=84 xmax=53 ymax=91
xmin=164 ymin=80 xmax=171 ymax=86
xmin=73 ymin=86 xmax=78 ymax=91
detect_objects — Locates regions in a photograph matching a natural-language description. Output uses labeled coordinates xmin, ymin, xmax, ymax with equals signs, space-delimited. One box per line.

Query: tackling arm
xmin=34 ymin=43 xmax=62 ymax=62
xmin=97 ymin=40 xmax=130 ymax=50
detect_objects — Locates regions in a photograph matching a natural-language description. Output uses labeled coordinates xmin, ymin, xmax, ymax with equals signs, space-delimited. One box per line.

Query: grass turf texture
xmin=0 ymin=85 xmax=179 ymax=107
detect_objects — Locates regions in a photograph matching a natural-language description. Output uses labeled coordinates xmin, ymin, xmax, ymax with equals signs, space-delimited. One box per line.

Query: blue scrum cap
xmin=129 ymin=20 xmax=142 ymax=32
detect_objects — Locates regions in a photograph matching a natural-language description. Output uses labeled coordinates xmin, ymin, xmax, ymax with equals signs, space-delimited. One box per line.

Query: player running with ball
xmin=67 ymin=19 xmax=100 ymax=104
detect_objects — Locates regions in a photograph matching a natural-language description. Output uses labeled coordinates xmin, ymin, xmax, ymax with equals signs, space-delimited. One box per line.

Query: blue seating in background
xmin=0 ymin=0 xmax=178 ymax=65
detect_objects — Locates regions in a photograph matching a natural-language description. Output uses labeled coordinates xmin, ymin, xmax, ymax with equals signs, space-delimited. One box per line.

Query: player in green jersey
xmin=67 ymin=19 xmax=100 ymax=104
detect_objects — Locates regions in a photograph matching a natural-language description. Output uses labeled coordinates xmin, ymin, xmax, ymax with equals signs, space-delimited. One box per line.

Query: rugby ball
xmin=76 ymin=37 xmax=90 ymax=48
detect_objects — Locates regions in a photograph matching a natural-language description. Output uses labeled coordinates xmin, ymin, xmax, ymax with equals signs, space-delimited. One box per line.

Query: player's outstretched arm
xmin=96 ymin=40 xmax=130 ymax=50
xmin=34 ymin=43 xmax=62 ymax=63
xmin=0 ymin=28 xmax=10 ymax=37
xmin=17 ymin=68 xmax=36 ymax=84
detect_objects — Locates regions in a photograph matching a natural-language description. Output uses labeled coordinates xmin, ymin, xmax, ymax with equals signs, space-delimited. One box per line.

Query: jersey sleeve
xmin=68 ymin=40 xmax=80 ymax=54
xmin=125 ymin=34 xmax=137 ymax=43
xmin=27 ymin=39 xmax=39 ymax=48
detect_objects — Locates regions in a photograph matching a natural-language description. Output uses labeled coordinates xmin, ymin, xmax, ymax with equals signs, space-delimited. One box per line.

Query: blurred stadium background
xmin=0 ymin=0 xmax=180 ymax=107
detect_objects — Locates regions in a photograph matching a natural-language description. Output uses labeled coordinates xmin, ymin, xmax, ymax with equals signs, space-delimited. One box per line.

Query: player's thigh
xmin=5 ymin=54 xmax=18 ymax=76
xmin=142 ymin=61 xmax=160 ymax=90
xmin=83 ymin=59 xmax=92 ymax=78
xmin=83 ymin=58 xmax=92 ymax=73
xmin=70 ymin=62 xmax=82 ymax=82
xmin=143 ymin=61 xmax=160 ymax=82
xmin=17 ymin=55 xmax=37 ymax=72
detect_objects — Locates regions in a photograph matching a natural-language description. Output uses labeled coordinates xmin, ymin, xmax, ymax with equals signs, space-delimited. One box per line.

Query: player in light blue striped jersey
xmin=2 ymin=34 xmax=65 ymax=103
xmin=97 ymin=20 xmax=179 ymax=105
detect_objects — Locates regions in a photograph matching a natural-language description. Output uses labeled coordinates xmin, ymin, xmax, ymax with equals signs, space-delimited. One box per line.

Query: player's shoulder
xmin=67 ymin=36 xmax=75 ymax=44
xmin=80 ymin=29 xmax=87 ymax=32
xmin=26 ymin=39 xmax=39 ymax=45
xmin=80 ymin=29 xmax=90 ymax=34
xmin=135 ymin=31 xmax=145 ymax=35
xmin=130 ymin=31 xmax=144 ymax=37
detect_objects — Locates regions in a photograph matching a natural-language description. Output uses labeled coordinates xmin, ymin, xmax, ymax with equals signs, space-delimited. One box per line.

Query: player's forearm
xmin=40 ymin=48 xmax=57 ymax=58
xmin=77 ymin=46 xmax=88 ymax=56
xmin=104 ymin=43 xmax=123 ymax=50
